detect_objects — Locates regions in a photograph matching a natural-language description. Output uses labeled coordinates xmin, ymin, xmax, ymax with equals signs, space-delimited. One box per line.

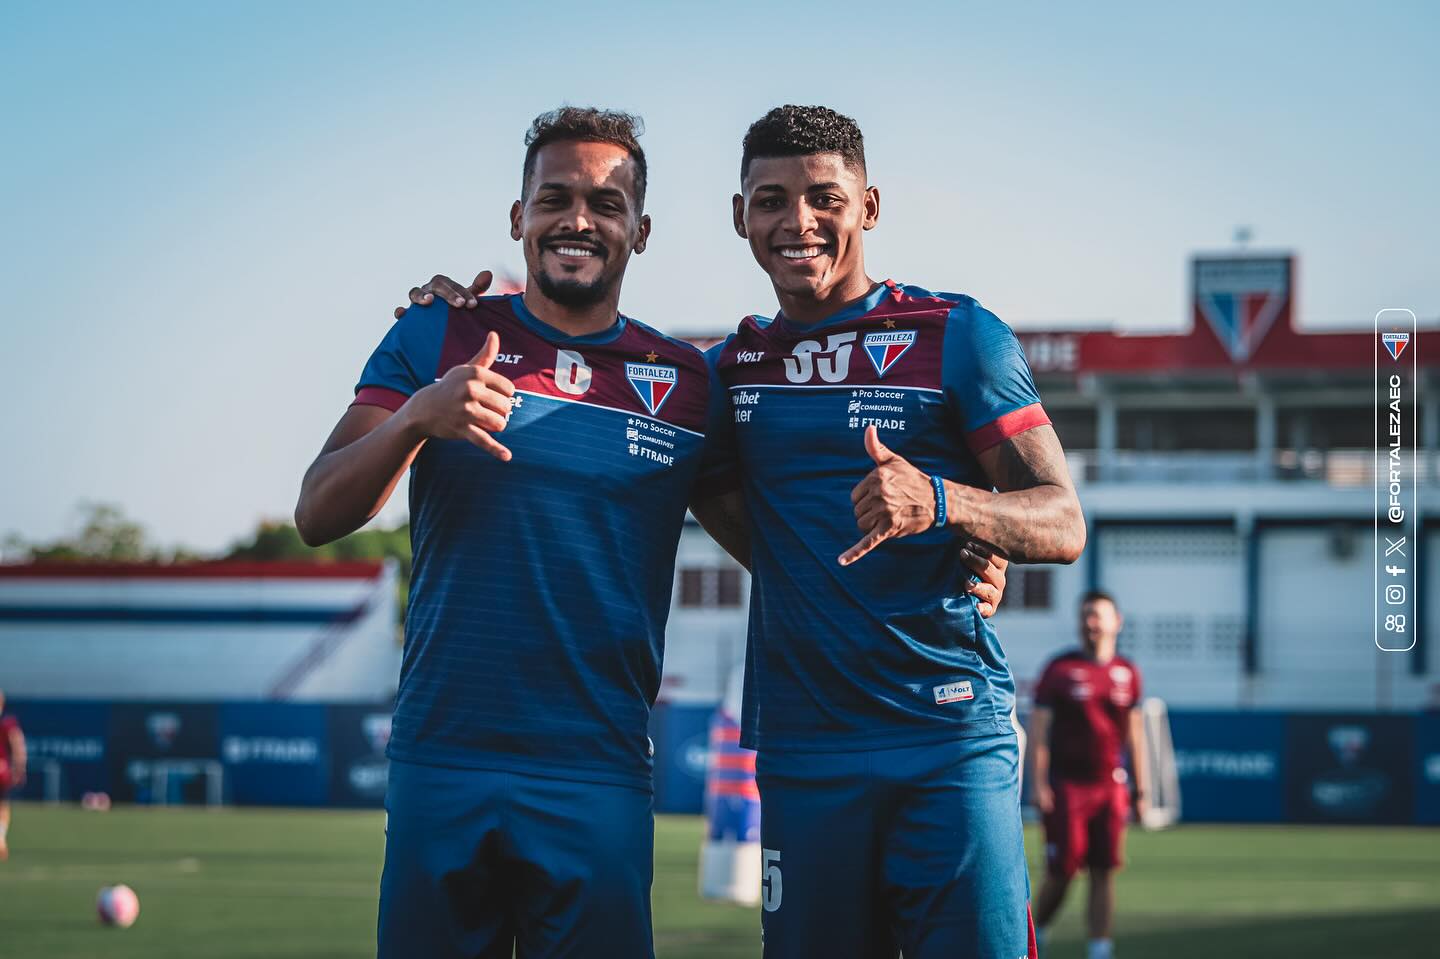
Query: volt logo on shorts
xmin=933 ymin=681 xmax=974 ymax=704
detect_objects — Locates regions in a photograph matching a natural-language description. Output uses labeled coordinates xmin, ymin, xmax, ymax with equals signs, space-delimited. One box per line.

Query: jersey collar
xmin=777 ymin=280 xmax=894 ymax=334
xmin=508 ymin=293 xmax=629 ymax=345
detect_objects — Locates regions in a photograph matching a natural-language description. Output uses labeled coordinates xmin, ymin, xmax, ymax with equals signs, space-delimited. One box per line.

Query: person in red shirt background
xmin=1028 ymin=591 xmax=1148 ymax=959
xmin=0 ymin=689 xmax=26 ymax=861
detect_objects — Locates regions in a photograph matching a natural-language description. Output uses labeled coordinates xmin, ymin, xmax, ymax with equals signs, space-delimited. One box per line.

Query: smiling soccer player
xmin=705 ymin=105 xmax=1086 ymax=959
xmin=298 ymin=108 xmax=715 ymax=959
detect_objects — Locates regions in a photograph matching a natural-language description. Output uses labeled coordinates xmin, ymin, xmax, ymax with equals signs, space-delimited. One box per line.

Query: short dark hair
xmin=522 ymin=106 xmax=648 ymax=210
xmin=1080 ymin=589 xmax=1119 ymax=611
xmin=741 ymin=105 xmax=867 ymax=182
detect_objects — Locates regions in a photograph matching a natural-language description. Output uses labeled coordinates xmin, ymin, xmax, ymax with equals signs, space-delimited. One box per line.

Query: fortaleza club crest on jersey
xmin=1383 ymin=331 xmax=1410 ymax=361
xmin=625 ymin=362 xmax=678 ymax=415
xmin=862 ymin=330 xmax=916 ymax=377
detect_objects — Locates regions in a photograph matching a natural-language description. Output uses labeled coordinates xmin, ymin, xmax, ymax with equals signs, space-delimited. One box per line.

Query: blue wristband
xmin=930 ymin=474 xmax=947 ymax=529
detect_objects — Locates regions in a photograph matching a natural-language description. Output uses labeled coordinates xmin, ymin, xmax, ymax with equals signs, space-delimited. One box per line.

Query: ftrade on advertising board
xmin=1169 ymin=711 xmax=1286 ymax=823
xmin=219 ymin=703 xmax=329 ymax=807
xmin=7 ymin=700 xmax=110 ymax=801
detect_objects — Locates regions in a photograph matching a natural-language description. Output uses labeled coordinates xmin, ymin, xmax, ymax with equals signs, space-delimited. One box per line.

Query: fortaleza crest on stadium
xmin=362 ymin=714 xmax=392 ymax=754
xmin=1383 ymin=331 xmax=1410 ymax=361
xmin=625 ymin=362 xmax=678 ymax=416
xmin=1328 ymin=725 xmax=1370 ymax=767
xmin=146 ymin=712 xmax=181 ymax=750
xmin=1194 ymin=257 xmax=1291 ymax=363
xmin=862 ymin=330 xmax=917 ymax=377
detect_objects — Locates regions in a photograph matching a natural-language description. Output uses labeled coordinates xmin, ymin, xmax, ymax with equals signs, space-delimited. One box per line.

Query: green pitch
xmin=0 ymin=804 xmax=1434 ymax=957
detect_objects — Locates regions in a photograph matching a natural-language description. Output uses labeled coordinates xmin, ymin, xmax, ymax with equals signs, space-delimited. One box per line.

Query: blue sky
xmin=2 ymin=1 xmax=1435 ymax=552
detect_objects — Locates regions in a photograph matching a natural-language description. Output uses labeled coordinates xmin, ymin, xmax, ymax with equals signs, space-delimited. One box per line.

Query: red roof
xmin=687 ymin=256 xmax=1429 ymax=376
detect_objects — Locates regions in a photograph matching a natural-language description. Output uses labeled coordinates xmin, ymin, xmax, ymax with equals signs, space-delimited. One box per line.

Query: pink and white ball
xmin=96 ymin=884 xmax=140 ymax=928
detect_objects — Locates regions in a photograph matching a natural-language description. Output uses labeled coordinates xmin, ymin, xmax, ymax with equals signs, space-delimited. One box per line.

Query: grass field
xmin=0 ymin=804 xmax=1435 ymax=957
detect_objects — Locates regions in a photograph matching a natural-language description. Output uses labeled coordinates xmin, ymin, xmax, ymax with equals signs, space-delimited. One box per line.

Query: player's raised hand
xmin=960 ymin=541 xmax=1009 ymax=618
xmin=394 ymin=270 xmax=494 ymax=318
xmin=402 ymin=330 xmax=516 ymax=461
xmin=838 ymin=426 xmax=939 ymax=566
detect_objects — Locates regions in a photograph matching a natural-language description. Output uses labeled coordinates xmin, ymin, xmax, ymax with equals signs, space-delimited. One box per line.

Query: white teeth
xmin=554 ymin=246 xmax=595 ymax=257
xmin=780 ymin=246 xmax=824 ymax=259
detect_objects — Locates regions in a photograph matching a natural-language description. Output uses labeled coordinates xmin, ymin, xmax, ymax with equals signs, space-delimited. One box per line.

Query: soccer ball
xmin=81 ymin=791 xmax=112 ymax=811
xmin=96 ymin=884 xmax=140 ymax=928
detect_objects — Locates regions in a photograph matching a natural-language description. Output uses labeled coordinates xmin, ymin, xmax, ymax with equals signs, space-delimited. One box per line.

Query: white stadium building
xmin=0 ymin=560 xmax=399 ymax=701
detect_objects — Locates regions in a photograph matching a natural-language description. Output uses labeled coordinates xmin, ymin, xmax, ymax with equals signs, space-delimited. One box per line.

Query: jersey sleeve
xmin=351 ymin=303 xmax=449 ymax=412
xmin=942 ymin=301 xmax=1050 ymax=456
xmin=691 ymin=341 xmax=741 ymax=499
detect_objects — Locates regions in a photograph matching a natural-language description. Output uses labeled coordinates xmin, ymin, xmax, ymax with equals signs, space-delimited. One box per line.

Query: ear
xmin=862 ymin=185 xmax=880 ymax=231
xmin=633 ymin=213 xmax=651 ymax=254
xmin=509 ymin=200 xmax=523 ymax=241
xmin=732 ymin=193 xmax=747 ymax=239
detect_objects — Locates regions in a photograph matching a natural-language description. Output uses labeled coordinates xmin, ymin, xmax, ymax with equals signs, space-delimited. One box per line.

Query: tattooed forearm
xmin=946 ymin=426 xmax=1086 ymax=564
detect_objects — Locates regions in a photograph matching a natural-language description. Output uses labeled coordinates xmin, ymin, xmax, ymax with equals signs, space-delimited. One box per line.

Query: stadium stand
xmin=0 ymin=561 xmax=399 ymax=701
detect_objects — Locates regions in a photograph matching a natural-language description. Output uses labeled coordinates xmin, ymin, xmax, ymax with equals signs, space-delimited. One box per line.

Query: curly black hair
xmin=740 ymin=105 xmax=866 ymax=182
xmin=522 ymin=106 xmax=648 ymax=210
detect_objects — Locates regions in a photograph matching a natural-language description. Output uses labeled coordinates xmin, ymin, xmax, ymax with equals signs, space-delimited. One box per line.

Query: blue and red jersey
xmin=709 ymin=280 xmax=1050 ymax=752
xmin=353 ymin=294 xmax=726 ymax=788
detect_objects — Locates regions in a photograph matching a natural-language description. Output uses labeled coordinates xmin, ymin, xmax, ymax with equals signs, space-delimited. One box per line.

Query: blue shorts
xmin=378 ymin=759 xmax=655 ymax=959
xmin=755 ymin=734 xmax=1036 ymax=959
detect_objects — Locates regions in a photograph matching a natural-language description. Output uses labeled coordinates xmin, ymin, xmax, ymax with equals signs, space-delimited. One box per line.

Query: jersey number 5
xmin=761 ymin=848 xmax=783 ymax=912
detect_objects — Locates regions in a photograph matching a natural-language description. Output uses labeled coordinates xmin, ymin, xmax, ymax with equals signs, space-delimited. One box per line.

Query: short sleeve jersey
xmin=353 ymin=294 xmax=727 ymax=787
xmin=710 ymin=280 xmax=1051 ymax=752
xmin=1034 ymin=650 xmax=1143 ymax=783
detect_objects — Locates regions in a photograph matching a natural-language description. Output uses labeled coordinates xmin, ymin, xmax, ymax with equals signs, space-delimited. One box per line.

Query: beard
xmin=535 ymin=267 xmax=612 ymax=308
